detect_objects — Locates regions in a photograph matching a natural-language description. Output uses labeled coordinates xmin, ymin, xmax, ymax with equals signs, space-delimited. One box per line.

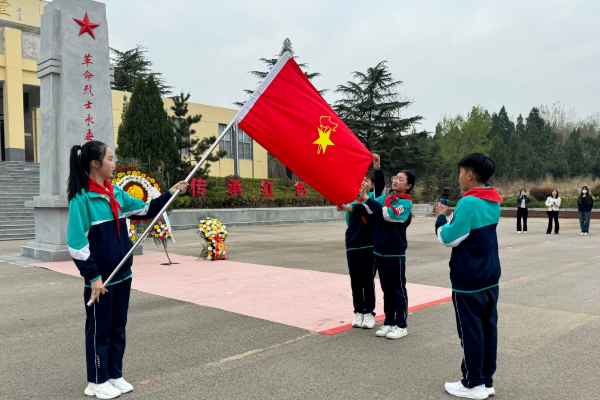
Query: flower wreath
xmin=112 ymin=165 xmax=162 ymax=203
xmin=112 ymin=165 xmax=172 ymax=244
xmin=198 ymin=218 xmax=228 ymax=260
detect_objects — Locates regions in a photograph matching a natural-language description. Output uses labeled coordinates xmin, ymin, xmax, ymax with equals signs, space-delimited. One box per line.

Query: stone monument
xmin=22 ymin=0 xmax=115 ymax=261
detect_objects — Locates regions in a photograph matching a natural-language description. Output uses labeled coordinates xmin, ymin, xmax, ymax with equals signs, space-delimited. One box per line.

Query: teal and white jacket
xmin=344 ymin=168 xmax=385 ymax=251
xmin=67 ymin=186 xmax=172 ymax=287
xmin=435 ymin=186 xmax=503 ymax=292
xmin=353 ymin=193 xmax=413 ymax=257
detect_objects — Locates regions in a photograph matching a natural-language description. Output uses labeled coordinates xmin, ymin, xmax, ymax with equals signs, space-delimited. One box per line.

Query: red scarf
xmin=88 ymin=178 xmax=123 ymax=236
xmin=384 ymin=193 xmax=412 ymax=215
xmin=463 ymin=187 xmax=503 ymax=203
xmin=357 ymin=197 xmax=367 ymax=224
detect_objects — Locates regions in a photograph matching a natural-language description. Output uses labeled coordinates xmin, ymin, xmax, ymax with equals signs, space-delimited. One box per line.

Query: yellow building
xmin=0 ymin=0 xmax=267 ymax=178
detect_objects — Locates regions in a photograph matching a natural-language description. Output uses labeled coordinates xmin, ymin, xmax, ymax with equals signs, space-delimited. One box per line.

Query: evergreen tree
xmin=235 ymin=38 xmax=325 ymax=179
xmin=334 ymin=61 xmax=424 ymax=177
xmin=116 ymin=76 xmax=179 ymax=185
xmin=489 ymin=106 xmax=515 ymax=142
xmin=170 ymin=92 xmax=226 ymax=181
xmin=235 ymin=38 xmax=324 ymax=107
xmin=111 ymin=45 xmax=172 ymax=96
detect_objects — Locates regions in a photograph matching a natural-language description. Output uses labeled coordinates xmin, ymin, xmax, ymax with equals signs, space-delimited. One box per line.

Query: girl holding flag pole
xmin=341 ymin=169 xmax=415 ymax=339
xmin=338 ymin=154 xmax=385 ymax=329
xmin=66 ymin=141 xmax=188 ymax=399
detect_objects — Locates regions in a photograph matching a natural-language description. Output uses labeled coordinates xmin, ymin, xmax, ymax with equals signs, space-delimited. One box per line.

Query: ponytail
xmin=67 ymin=141 xmax=108 ymax=201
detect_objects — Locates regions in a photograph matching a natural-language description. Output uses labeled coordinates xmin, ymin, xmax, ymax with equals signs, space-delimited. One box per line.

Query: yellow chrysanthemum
xmin=130 ymin=224 xmax=135 ymax=229
xmin=131 ymin=235 xmax=137 ymax=241
xmin=154 ymin=225 xmax=159 ymax=229
xmin=118 ymin=173 xmax=125 ymax=178
xmin=112 ymin=179 xmax=117 ymax=184
xmin=167 ymin=232 xmax=171 ymax=237
xmin=126 ymin=184 xmax=145 ymax=200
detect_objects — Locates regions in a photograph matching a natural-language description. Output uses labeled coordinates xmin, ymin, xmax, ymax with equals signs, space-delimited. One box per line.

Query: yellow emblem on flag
xmin=313 ymin=116 xmax=338 ymax=154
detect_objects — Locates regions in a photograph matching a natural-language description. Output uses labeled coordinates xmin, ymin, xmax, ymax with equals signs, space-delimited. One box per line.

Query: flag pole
xmin=87 ymin=121 xmax=236 ymax=306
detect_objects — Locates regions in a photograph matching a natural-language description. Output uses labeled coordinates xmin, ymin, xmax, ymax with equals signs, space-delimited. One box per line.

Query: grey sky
xmin=103 ymin=0 xmax=600 ymax=132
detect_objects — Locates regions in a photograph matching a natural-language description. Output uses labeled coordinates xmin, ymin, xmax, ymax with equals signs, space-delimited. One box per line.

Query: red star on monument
xmin=73 ymin=13 xmax=100 ymax=39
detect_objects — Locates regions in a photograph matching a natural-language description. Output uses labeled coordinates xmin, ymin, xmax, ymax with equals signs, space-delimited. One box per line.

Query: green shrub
xmin=530 ymin=187 xmax=554 ymax=201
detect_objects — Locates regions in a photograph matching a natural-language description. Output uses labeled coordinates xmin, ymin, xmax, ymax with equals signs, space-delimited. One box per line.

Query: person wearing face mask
xmin=516 ymin=189 xmax=531 ymax=233
xmin=577 ymin=186 xmax=594 ymax=236
xmin=545 ymin=189 xmax=561 ymax=234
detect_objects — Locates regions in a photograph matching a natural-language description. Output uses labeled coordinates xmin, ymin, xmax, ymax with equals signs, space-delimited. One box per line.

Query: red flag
xmin=233 ymin=52 xmax=372 ymax=206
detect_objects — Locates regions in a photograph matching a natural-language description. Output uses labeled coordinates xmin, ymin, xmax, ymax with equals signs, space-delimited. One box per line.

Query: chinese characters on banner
xmin=82 ymin=53 xmax=95 ymax=141
xmin=295 ymin=182 xmax=307 ymax=197
xmin=260 ymin=181 xmax=275 ymax=197
xmin=226 ymin=179 xmax=243 ymax=197
xmin=187 ymin=179 xmax=308 ymax=198
xmin=190 ymin=178 xmax=207 ymax=197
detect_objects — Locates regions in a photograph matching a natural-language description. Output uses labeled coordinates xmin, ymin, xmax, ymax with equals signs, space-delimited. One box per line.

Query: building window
xmin=219 ymin=123 xmax=233 ymax=159
xmin=238 ymin=127 xmax=253 ymax=160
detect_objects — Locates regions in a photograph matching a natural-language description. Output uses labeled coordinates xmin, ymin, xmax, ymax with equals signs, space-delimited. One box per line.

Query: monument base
xmin=21 ymin=196 xmax=143 ymax=261
xmin=21 ymin=242 xmax=144 ymax=262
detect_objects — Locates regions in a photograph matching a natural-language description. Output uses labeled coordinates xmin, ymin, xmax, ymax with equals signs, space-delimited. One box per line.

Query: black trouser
xmin=84 ymin=278 xmax=132 ymax=384
xmin=516 ymin=208 xmax=528 ymax=232
xmin=346 ymin=248 xmax=377 ymax=315
xmin=547 ymin=211 xmax=559 ymax=233
xmin=376 ymin=256 xmax=408 ymax=327
xmin=452 ymin=286 xmax=499 ymax=389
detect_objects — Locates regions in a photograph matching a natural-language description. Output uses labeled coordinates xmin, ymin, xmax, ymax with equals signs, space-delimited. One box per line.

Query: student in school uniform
xmin=67 ymin=141 xmax=188 ymax=399
xmin=342 ymin=170 xmax=415 ymax=340
xmin=435 ymin=153 xmax=502 ymax=400
xmin=338 ymin=154 xmax=385 ymax=329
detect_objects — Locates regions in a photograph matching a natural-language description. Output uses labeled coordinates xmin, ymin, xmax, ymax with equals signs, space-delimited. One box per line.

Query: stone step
xmin=1 ymin=225 xmax=36 ymax=232
xmin=0 ymin=188 xmax=40 ymax=194
xmin=0 ymin=217 xmax=35 ymax=223
xmin=0 ymin=193 xmax=39 ymax=197
xmin=0 ymin=233 xmax=36 ymax=241
xmin=0 ymin=213 xmax=34 ymax=219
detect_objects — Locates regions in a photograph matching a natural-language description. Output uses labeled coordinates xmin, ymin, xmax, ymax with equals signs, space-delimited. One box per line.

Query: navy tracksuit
xmin=436 ymin=186 xmax=502 ymax=388
xmin=68 ymin=185 xmax=172 ymax=383
xmin=344 ymin=169 xmax=384 ymax=315
xmin=84 ymin=279 xmax=132 ymax=383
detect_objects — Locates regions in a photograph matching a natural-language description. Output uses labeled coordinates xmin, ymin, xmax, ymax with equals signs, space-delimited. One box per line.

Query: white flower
xmin=207 ymin=256 xmax=211 ymax=260
xmin=208 ymin=247 xmax=213 ymax=251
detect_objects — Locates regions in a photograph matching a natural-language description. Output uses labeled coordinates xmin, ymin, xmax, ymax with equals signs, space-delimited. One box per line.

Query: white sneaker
xmin=362 ymin=313 xmax=375 ymax=329
xmin=486 ymin=386 xmax=495 ymax=396
xmin=524 ymin=231 xmax=528 ymax=234
xmin=517 ymin=231 xmax=522 ymax=234
xmin=385 ymin=326 xmax=408 ymax=340
xmin=109 ymin=378 xmax=134 ymax=394
xmin=351 ymin=313 xmax=364 ymax=328
xmin=375 ymin=324 xmax=394 ymax=337
xmin=444 ymin=381 xmax=489 ymax=399
xmin=584 ymin=232 xmax=588 ymax=236
xmin=581 ymin=232 xmax=585 ymax=235
xmin=84 ymin=382 xmax=121 ymax=399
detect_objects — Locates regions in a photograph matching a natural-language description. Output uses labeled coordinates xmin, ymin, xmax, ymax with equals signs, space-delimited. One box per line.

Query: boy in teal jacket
xmin=435 ymin=153 xmax=502 ymax=400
